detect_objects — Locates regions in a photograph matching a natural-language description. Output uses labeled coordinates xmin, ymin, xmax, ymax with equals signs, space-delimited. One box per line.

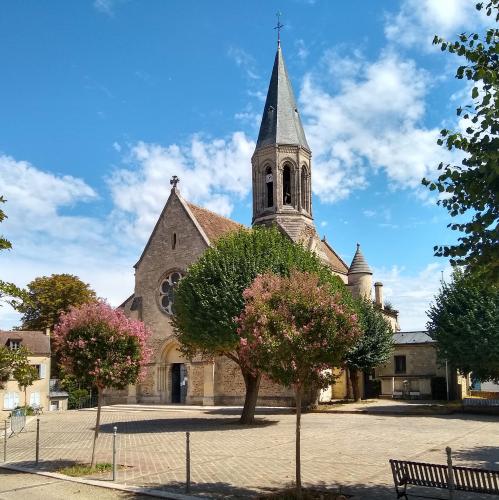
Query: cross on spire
xmin=274 ymin=11 xmax=284 ymax=47
xmin=170 ymin=175 xmax=180 ymax=189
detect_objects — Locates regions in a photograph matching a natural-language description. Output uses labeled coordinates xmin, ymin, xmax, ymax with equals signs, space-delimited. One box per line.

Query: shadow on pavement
xmin=453 ymin=445 xmax=499 ymax=471
xmin=99 ymin=416 xmax=278 ymax=434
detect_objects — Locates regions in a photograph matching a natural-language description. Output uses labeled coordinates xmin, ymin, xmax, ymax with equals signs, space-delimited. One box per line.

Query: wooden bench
xmin=390 ymin=448 xmax=499 ymax=498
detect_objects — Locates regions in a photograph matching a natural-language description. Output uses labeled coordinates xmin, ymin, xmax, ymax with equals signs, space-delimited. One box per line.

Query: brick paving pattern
xmin=2 ymin=405 xmax=498 ymax=498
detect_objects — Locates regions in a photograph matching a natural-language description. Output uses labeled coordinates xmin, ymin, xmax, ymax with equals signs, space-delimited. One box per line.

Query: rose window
xmin=159 ymin=271 xmax=182 ymax=315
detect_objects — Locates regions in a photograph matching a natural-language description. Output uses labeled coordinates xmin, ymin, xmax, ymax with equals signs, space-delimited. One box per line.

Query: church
xmin=111 ymin=42 xmax=399 ymax=406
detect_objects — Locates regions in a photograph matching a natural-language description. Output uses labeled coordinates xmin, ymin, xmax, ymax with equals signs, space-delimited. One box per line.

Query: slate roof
xmin=393 ymin=331 xmax=434 ymax=345
xmin=256 ymin=46 xmax=310 ymax=150
xmin=348 ymin=243 xmax=373 ymax=274
xmin=187 ymin=202 xmax=244 ymax=243
xmin=0 ymin=330 xmax=51 ymax=356
xmin=321 ymin=238 xmax=349 ymax=274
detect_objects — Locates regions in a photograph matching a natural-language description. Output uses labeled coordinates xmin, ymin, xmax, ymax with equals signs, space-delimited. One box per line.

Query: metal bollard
xmin=186 ymin=431 xmax=191 ymax=493
xmin=446 ymin=446 xmax=455 ymax=500
xmin=3 ymin=420 xmax=7 ymax=462
xmin=112 ymin=426 xmax=117 ymax=481
xmin=35 ymin=418 xmax=40 ymax=465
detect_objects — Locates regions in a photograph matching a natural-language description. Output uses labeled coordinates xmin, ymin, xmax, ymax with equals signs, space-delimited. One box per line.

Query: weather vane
xmin=170 ymin=175 xmax=180 ymax=189
xmin=274 ymin=11 xmax=284 ymax=47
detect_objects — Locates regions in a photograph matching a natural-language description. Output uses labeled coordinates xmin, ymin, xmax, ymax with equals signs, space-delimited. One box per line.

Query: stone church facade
xmin=108 ymin=43 xmax=399 ymax=406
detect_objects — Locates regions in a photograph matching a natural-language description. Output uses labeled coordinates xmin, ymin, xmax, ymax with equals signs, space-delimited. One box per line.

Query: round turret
xmin=348 ymin=243 xmax=373 ymax=299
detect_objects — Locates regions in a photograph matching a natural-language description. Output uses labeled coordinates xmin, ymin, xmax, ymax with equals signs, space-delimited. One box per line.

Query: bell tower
xmin=251 ymin=43 xmax=314 ymax=242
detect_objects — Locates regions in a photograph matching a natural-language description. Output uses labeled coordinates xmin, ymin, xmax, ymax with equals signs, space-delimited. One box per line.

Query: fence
xmin=68 ymin=394 xmax=98 ymax=410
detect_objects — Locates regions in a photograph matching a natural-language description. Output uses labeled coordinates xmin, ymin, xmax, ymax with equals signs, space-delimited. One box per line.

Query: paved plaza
xmin=2 ymin=405 xmax=498 ymax=498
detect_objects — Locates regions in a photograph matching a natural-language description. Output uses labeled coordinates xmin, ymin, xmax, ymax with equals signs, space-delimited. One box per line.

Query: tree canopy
xmin=345 ymin=298 xmax=394 ymax=400
xmin=15 ymin=273 xmax=97 ymax=330
xmin=422 ymin=2 xmax=499 ymax=282
xmin=426 ymin=269 xmax=499 ymax=382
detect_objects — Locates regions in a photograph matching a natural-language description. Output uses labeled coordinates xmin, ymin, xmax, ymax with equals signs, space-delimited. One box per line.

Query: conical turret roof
xmin=348 ymin=244 xmax=373 ymax=275
xmin=256 ymin=46 xmax=309 ymax=150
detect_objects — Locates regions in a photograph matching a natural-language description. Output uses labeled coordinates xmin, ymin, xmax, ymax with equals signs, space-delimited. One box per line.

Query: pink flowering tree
xmin=237 ymin=271 xmax=361 ymax=498
xmin=53 ymin=301 xmax=151 ymax=467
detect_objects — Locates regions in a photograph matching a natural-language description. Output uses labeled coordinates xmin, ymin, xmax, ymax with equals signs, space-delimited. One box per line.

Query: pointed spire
xmin=348 ymin=243 xmax=373 ymax=275
xmin=256 ymin=46 xmax=310 ymax=151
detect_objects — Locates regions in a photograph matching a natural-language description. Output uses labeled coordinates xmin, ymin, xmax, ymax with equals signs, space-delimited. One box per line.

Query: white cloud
xmin=376 ymin=262 xmax=452 ymax=330
xmin=385 ymin=0 xmax=488 ymax=48
xmin=108 ymin=132 xmax=254 ymax=240
xmin=300 ymin=51 xmax=453 ymax=202
xmin=93 ymin=0 xmax=122 ymax=16
xmin=363 ymin=210 xmax=376 ymax=218
xmin=228 ymin=47 xmax=260 ymax=80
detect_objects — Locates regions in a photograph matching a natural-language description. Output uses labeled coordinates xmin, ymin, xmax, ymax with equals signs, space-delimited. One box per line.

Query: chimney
xmin=374 ymin=282 xmax=384 ymax=309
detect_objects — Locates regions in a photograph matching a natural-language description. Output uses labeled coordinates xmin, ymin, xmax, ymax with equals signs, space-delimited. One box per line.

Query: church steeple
xmin=256 ymin=46 xmax=310 ymax=151
xmin=251 ymin=43 xmax=313 ymax=241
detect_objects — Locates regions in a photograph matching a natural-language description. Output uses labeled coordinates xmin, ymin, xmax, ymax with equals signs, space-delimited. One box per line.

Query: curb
xmin=309 ymin=408 xmax=456 ymax=416
xmin=0 ymin=463 xmax=203 ymax=499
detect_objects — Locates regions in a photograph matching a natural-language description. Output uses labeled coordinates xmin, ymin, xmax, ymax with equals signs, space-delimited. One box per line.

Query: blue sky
xmin=0 ymin=0 xmax=489 ymax=329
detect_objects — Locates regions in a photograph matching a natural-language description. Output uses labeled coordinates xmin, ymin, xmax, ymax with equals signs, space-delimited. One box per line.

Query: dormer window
xmin=8 ymin=339 xmax=20 ymax=351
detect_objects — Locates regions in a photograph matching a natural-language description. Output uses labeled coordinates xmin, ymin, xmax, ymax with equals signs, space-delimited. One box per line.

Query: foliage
xmin=236 ymin=271 xmax=360 ymax=496
xmin=58 ymin=463 xmax=113 ymax=477
xmin=53 ymin=301 xmax=151 ymax=390
xmin=0 ymin=346 xmax=13 ymax=389
xmin=174 ymin=226 xmax=351 ymax=360
xmin=237 ymin=270 xmax=360 ymax=388
xmin=345 ymin=298 xmax=394 ymax=400
xmin=173 ymin=225 xmax=352 ymax=423
xmin=60 ymin=374 xmax=90 ymax=408
xmin=422 ymin=2 xmax=499 ymax=281
xmin=14 ymin=274 xmax=97 ymax=330
xmin=426 ymin=268 xmax=499 ymax=382
xmin=0 ymin=196 xmax=27 ymax=307
xmin=53 ymin=301 xmax=152 ymax=466
xmin=11 ymin=346 xmax=39 ymax=407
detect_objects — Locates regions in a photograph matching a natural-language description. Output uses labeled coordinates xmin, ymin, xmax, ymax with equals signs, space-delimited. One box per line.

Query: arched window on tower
xmin=265 ymin=166 xmax=273 ymax=208
xmin=301 ymin=166 xmax=308 ymax=212
xmin=283 ymin=164 xmax=292 ymax=205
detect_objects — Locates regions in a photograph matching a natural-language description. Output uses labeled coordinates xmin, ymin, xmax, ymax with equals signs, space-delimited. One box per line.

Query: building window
xmin=394 ymin=355 xmax=406 ymax=374
xmin=265 ymin=166 xmax=273 ymax=208
xmin=159 ymin=271 xmax=183 ymax=315
xmin=3 ymin=392 xmax=19 ymax=410
xmin=283 ymin=164 xmax=291 ymax=205
xmin=33 ymin=364 xmax=46 ymax=379
xmin=8 ymin=339 xmax=20 ymax=351
xmin=172 ymin=232 xmax=177 ymax=250
xmin=30 ymin=392 xmax=41 ymax=406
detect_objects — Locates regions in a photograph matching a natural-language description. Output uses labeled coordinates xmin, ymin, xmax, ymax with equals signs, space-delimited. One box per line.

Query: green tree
xmin=173 ymin=226 xmax=352 ymax=424
xmin=345 ymin=298 xmax=394 ymax=401
xmin=236 ymin=271 xmax=360 ymax=497
xmin=15 ymin=274 xmax=97 ymax=330
xmin=0 ymin=196 xmax=26 ymax=306
xmin=0 ymin=346 xmax=13 ymax=389
xmin=422 ymin=2 xmax=499 ymax=282
xmin=427 ymin=269 xmax=499 ymax=382
xmin=11 ymin=346 xmax=38 ymax=410
xmin=54 ymin=301 xmax=151 ymax=467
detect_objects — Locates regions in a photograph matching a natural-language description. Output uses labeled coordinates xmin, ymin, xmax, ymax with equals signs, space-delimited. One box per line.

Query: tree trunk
xmin=24 ymin=387 xmax=27 ymax=410
xmin=346 ymin=367 xmax=353 ymax=400
xmin=295 ymin=385 xmax=303 ymax=499
xmin=90 ymin=387 xmax=103 ymax=468
xmin=350 ymin=369 xmax=361 ymax=402
xmin=239 ymin=371 xmax=261 ymax=425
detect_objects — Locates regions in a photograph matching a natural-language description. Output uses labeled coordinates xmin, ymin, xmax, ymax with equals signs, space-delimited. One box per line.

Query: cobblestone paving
xmin=2 ymin=406 xmax=498 ymax=498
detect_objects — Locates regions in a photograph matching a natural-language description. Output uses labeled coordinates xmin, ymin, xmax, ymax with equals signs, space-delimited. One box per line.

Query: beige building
xmin=113 ymin=42 xmax=399 ymax=407
xmin=0 ymin=330 xmax=51 ymax=419
xmin=376 ymin=331 xmax=467 ymax=400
